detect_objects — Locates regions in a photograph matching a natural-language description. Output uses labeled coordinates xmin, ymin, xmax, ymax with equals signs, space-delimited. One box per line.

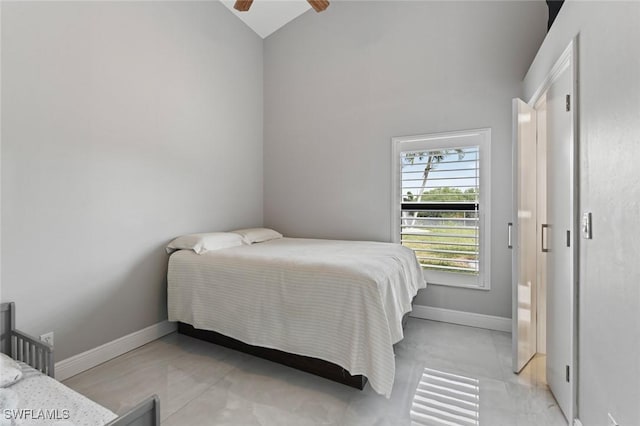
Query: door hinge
xmin=566 ymin=365 xmax=570 ymax=382
xmin=566 ymin=230 xmax=571 ymax=247
xmin=566 ymin=94 xmax=571 ymax=112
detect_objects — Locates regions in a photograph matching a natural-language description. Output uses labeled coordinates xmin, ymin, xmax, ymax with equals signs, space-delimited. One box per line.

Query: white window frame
xmin=391 ymin=128 xmax=491 ymax=290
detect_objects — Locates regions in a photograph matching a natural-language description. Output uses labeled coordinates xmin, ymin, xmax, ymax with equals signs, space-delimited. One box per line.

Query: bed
xmin=167 ymin=231 xmax=426 ymax=398
xmin=0 ymin=302 xmax=160 ymax=426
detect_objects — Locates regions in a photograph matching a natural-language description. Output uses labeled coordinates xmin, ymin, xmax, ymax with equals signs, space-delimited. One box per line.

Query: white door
xmin=535 ymin=95 xmax=548 ymax=356
xmin=511 ymin=99 xmax=538 ymax=373
xmin=545 ymin=64 xmax=575 ymax=421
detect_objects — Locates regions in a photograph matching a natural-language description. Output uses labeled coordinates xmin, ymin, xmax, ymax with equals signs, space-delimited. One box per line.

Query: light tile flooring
xmin=64 ymin=318 xmax=567 ymax=425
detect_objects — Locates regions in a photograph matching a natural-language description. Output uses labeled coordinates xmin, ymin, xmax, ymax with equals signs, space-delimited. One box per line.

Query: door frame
xmin=527 ymin=37 xmax=580 ymax=424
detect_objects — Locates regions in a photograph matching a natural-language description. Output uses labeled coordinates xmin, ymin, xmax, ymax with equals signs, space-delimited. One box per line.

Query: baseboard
xmin=55 ymin=320 xmax=177 ymax=381
xmin=410 ymin=305 xmax=511 ymax=333
xmin=55 ymin=309 xmax=508 ymax=381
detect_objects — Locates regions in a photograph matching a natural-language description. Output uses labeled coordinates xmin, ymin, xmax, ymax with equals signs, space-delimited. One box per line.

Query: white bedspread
xmin=4 ymin=363 xmax=116 ymax=426
xmin=167 ymin=237 xmax=426 ymax=397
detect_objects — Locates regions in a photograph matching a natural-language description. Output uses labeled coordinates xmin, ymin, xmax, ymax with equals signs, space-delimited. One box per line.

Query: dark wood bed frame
xmin=178 ymin=312 xmax=410 ymax=390
xmin=178 ymin=322 xmax=368 ymax=390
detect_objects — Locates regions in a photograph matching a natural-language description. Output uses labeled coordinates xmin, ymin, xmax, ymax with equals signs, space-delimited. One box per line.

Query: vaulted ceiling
xmin=220 ymin=0 xmax=312 ymax=38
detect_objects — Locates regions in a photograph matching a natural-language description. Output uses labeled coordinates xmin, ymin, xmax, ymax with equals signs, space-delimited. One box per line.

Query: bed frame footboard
xmin=1 ymin=302 xmax=55 ymax=377
xmin=10 ymin=329 xmax=55 ymax=377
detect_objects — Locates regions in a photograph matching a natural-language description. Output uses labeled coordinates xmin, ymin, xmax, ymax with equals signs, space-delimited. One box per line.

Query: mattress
xmin=3 ymin=362 xmax=117 ymax=426
xmin=167 ymin=237 xmax=426 ymax=397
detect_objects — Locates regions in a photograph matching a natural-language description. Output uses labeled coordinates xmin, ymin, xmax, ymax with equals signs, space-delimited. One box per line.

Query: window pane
xmin=400 ymin=147 xmax=480 ymax=274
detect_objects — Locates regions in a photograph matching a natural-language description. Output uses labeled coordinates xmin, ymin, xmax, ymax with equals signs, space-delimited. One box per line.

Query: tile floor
xmin=64 ymin=318 xmax=567 ymax=425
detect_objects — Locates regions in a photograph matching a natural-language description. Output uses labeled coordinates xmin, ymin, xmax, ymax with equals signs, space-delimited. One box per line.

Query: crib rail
xmin=11 ymin=329 xmax=55 ymax=377
xmin=106 ymin=395 xmax=160 ymax=426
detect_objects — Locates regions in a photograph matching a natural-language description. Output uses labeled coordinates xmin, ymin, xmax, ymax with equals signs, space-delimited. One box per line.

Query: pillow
xmin=166 ymin=232 xmax=245 ymax=254
xmin=0 ymin=353 xmax=23 ymax=388
xmin=230 ymin=228 xmax=283 ymax=244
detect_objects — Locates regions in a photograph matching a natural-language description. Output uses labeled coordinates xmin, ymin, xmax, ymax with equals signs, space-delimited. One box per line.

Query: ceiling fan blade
xmin=234 ymin=0 xmax=253 ymax=12
xmin=307 ymin=0 xmax=330 ymax=12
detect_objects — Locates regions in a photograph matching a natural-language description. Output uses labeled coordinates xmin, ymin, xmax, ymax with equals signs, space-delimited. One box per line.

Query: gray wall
xmin=263 ymin=1 xmax=547 ymax=318
xmin=1 ymin=1 xmax=263 ymax=360
xmin=524 ymin=2 xmax=640 ymax=425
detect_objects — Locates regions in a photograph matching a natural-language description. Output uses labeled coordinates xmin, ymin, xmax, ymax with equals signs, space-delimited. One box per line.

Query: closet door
xmin=511 ymin=99 xmax=537 ymax=373
xmin=545 ymin=63 xmax=575 ymax=421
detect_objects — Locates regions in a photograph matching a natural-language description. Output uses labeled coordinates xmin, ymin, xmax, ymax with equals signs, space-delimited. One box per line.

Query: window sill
xmin=422 ymin=269 xmax=490 ymax=290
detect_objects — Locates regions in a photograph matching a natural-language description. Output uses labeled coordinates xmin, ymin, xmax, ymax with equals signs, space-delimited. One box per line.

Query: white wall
xmin=1 ymin=1 xmax=263 ymax=360
xmin=524 ymin=2 xmax=640 ymax=425
xmin=263 ymin=1 xmax=547 ymax=318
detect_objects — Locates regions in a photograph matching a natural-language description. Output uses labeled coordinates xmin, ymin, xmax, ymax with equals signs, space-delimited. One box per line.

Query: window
xmin=391 ymin=129 xmax=491 ymax=289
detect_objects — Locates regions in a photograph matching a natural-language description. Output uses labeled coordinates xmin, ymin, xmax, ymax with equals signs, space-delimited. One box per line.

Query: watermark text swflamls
xmin=3 ymin=409 xmax=70 ymax=421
